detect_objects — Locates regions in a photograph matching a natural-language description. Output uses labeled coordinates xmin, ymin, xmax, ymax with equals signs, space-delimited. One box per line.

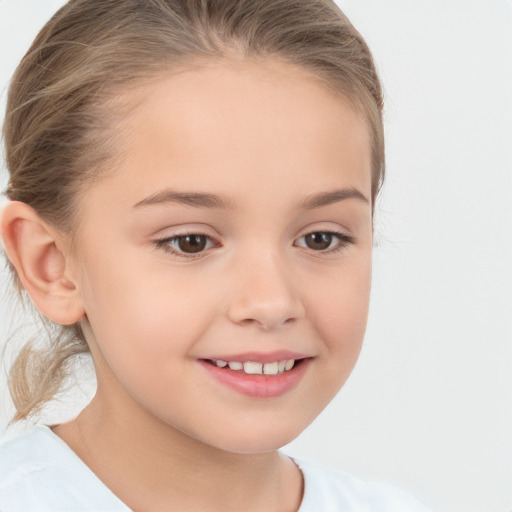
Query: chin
xmin=197 ymin=419 xmax=309 ymax=455
xmin=217 ymin=434 xmax=299 ymax=455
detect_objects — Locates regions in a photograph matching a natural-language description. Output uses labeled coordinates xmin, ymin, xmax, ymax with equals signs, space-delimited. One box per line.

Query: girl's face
xmin=71 ymin=59 xmax=373 ymax=453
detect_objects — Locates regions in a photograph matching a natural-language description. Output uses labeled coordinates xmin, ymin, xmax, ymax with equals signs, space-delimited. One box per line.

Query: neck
xmin=53 ymin=391 xmax=303 ymax=512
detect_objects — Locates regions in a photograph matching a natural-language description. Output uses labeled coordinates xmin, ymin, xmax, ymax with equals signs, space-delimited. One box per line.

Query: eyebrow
xmin=133 ymin=190 xmax=234 ymax=209
xmin=133 ymin=186 xmax=368 ymax=210
xmin=299 ymin=188 xmax=369 ymax=209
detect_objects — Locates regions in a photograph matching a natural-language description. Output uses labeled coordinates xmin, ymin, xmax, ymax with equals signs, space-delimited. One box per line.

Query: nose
xmin=226 ymin=249 xmax=305 ymax=331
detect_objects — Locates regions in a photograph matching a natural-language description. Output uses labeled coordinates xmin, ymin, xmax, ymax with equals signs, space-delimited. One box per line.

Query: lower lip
xmin=199 ymin=359 xmax=311 ymax=399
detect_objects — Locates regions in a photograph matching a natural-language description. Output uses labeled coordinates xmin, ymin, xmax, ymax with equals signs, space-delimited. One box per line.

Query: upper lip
xmin=199 ymin=350 xmax=312 ymax=363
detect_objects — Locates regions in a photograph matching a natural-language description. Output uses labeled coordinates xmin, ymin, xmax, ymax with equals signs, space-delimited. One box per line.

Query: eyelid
xmin=152 ymin=225 xmax=355 ymax=258
xmin=294 ymin=229 xmax=356 ymax=253
xmin=154 ymin=231 xmax=220 ymax=259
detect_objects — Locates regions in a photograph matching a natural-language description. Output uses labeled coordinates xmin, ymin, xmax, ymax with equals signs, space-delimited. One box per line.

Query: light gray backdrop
xmin=1 ymin=1 xmax=511 ymax=511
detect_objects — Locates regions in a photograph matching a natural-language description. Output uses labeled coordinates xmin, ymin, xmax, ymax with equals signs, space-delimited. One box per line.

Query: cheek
xmin=307 ymin=251 xmax=372 ymax=379
xmin=78 ymin=251 xmax=218 ymax=378
xmin=79 ymin=269 xmax=199 ymax=413
xmin=78 ymin=261 xmax=169 ymax=363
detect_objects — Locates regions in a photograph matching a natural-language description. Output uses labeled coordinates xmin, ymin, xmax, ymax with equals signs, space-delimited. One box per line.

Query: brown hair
xmin=2 ymin=0 xmax=384 ymax=421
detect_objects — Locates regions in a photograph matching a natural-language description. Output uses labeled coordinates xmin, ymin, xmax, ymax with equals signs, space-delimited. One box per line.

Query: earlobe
xmin=0 ymin=200 xmax=85 ymax=325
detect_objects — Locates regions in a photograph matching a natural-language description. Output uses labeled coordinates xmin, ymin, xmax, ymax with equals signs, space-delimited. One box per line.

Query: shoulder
xmin=294 ymin=458 xmax=430 ymax=512
xmin=0 ymin=425 xmax=129 ymax=512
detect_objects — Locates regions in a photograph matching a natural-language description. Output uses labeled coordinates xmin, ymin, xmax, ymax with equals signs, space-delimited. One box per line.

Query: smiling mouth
xmin=202 ymin=358 xmax=307 ymax=376
xmin=199 ymin=357 xmax=311 ymax=398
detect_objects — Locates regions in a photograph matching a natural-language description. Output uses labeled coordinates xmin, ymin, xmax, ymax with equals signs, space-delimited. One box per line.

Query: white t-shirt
xmin=0 ymin=425 xmax=429 ymax=512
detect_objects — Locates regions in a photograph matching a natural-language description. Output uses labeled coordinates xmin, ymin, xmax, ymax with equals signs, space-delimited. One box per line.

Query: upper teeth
xmin=215 ymin=359 xmax=296 ymax=375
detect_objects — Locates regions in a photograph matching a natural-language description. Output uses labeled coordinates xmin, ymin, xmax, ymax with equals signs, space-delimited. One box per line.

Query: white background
xmin=1 ymin=1 xmax=511 ymax=511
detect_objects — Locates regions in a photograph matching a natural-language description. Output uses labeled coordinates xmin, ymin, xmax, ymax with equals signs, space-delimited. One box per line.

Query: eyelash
xmin=154 ymin=231 xmax=355 ymax=259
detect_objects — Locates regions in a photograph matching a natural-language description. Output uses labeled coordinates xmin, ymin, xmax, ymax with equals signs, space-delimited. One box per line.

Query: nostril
xmin=239 ymin=316 xmax=298 ymax=331
xmin=226 ymin=281 xmax=305 ymax=330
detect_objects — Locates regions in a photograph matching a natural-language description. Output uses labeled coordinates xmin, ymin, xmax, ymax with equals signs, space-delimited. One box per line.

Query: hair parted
xmin=2 ymin=0 xmax=384 ymax=422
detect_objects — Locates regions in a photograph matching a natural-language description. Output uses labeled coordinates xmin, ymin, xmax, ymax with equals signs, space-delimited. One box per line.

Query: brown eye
xmin=295 ymin=231 xmax=355 ymax=253
xmin=177 ymin=235 xmax=208 ymax=253
xmin=157 ymin=233 xmax=214 ymax=256
xmin=304 ymin=232 xmax=333 ymax=250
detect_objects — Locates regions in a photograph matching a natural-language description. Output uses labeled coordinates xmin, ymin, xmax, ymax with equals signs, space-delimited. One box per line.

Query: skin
xmin=3 ymin=58 xmax=373 ymax=511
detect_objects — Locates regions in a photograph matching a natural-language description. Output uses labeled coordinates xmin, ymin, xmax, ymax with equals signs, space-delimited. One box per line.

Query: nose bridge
xmin=227 ymin=243 xmax=304 ymax=330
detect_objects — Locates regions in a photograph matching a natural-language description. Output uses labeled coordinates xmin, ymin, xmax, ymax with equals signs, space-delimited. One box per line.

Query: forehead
xmin=95 ymin=58 xmax=372 ymax=208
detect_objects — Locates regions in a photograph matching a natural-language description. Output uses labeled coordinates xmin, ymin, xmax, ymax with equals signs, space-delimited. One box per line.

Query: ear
xmin=1 ymin=200 xmax=85 ymax=325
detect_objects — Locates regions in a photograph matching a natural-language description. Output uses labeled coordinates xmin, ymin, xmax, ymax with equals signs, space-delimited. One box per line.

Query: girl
xmin=0 ymin=0 xmax=429 ymax=510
